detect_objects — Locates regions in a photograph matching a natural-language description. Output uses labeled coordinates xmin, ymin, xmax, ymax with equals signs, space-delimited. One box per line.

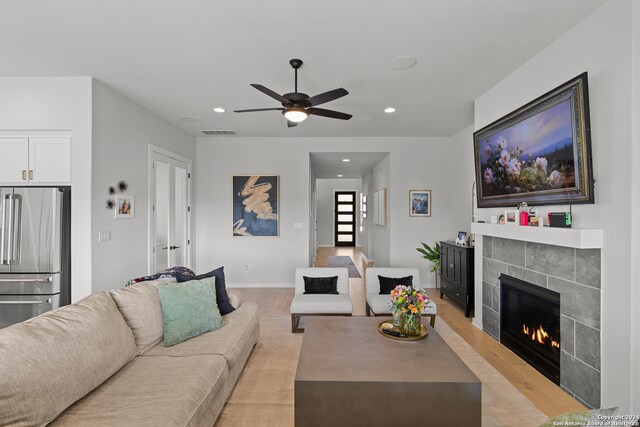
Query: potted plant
xmin=416 ymin=242 xmax=441 ymax=288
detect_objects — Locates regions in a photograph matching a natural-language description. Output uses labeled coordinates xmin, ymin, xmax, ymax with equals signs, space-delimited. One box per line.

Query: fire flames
xmin=522 ymin=324 xmax=560 ymax=349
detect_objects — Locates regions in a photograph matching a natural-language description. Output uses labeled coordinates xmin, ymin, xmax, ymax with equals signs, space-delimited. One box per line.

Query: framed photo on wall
xmin=232 ymin=175 xmax=279 ymax=236
xmin=409 ymin=190 xmax=431 ymax=217
xmin=114 ymin=195 xmax=134 ymax=218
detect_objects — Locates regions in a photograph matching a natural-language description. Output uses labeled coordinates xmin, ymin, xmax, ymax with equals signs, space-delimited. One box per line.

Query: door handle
xmin=0 ymin=277 xmax=52 ymax=283
xmin=22 ymin=170 xmax=27 ymax=181
xmin=29 ymin=170 xmax=34 ymax=180
xmin=169 ymin=246 xmax=181 ymax=250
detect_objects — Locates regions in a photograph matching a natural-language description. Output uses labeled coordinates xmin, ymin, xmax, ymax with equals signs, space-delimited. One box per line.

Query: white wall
xmin=361 ymin=172 xmax=374 ymax=259
xmin=631 ymin=0 xmax=640 ymax=413
xmin=315 ymin=178 xmax=362 ymax=247
xmin=0 ymin=77 xmax=93 ymax=301
xmin=91 ymin=80 xmax=197 ymax=293
xmin=195 ymin=137 xmax=470 ymax=288
xmin=473 ymin=0 xmax=633 ymax=410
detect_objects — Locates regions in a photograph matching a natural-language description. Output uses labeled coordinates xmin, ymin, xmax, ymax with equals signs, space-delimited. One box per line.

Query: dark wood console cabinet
xmin=439 ymin=241 xmax=474 ymax=317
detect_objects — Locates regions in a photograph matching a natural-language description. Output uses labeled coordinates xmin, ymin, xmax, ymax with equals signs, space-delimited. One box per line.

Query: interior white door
xmin=151 ymin=150 xmax=191 ymax=274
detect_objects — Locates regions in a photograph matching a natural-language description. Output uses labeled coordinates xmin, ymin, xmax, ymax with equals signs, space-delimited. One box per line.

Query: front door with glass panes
xmin=334 ymin=191 xmax=356 ymax=247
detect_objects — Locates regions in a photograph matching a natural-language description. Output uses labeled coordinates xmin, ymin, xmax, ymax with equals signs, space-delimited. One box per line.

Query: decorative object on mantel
xmin=114 ymin=195 xmax=134 ymax=219
xmin=470 ymin=222 xmax=603 ymax=249
xmin=416 ymin=242 xmax=441 ymax=288
xmin=504 ymin=209 xmax=519 ymax=225
xmin=388 ymin=285 xmax=431 ymax=336
xmin=473 ymin=72 xmax=594 ymax=208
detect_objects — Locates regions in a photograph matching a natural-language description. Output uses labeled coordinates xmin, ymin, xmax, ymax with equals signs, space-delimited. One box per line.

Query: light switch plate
xmin=294 ymin=222 xmax=303 ymax=229
xmin=98 ymin=230 xmax=111 ymax=242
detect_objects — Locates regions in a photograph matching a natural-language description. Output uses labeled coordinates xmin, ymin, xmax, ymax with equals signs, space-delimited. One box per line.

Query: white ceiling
xmin=311 ymin=152 xmax=388 ymax=179
xmin=0 ymin=0 xmax=607 ymax=138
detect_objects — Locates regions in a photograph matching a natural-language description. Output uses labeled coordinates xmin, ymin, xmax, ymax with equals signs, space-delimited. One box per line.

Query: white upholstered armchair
xmin=290 ymin=268 xmax=353 ymax=333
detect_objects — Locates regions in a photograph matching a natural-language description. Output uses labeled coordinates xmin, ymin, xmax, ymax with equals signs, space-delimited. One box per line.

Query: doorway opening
xmin=148 ymin=145 xmax=192 ymax=274
xmin=335 ymin=191 xmax=356 ymax=246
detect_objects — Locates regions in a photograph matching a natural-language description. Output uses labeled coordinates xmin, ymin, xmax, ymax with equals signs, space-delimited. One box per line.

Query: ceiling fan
xmin=234 ymin=59 xmax=352 ymax=127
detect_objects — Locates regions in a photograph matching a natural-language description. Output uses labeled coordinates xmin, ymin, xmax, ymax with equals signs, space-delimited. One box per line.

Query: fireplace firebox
xmin=500 ymin=274 xmax=561 ymax=384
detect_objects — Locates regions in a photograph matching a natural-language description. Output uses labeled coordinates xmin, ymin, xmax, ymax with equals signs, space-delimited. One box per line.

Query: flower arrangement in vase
xmin=389 ymin=285 xmax=431 ymax=336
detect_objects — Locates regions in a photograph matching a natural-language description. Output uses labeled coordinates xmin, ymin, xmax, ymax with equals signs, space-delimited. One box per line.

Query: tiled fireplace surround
xmin=481 ymin=236 xmax=601 ymax=408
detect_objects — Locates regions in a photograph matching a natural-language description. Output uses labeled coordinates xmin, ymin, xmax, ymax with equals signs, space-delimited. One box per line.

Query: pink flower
xmin=497 ymin=136 xmax=507 ymax=151
xmin=535 ymin=157 xmax=548 ymax=174
xmin=499 ymin=150 xmax=510 ymax=166
xmin=483 ymin=167 xmax=494 ymax=184
xmin=508 ymin=158 xmax=521 ymax=176
xmin=549 ymin=170 xmax=565 ymax=188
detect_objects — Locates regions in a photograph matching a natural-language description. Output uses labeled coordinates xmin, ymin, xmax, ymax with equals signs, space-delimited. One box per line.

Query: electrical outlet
xmin=243 ymin=265 xmax=249 ymax=273
xmin=98 ymin=230 xmax=111 ymax=243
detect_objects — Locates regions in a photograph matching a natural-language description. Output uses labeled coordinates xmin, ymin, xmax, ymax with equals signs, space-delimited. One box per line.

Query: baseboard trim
xmin=227 ymin=283 xmax=294 ymax=289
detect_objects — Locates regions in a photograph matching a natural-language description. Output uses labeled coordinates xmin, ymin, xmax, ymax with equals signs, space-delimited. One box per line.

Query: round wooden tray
xmin=377 ymin=321 xmax=428 ymax=341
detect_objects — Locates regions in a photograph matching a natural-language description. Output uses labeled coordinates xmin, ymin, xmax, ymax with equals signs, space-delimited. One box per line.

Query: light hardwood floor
xmin=215 ymin=246 xmax=585 ymax=426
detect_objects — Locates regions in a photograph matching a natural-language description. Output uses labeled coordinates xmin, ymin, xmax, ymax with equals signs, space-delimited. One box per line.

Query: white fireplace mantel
xmin=470 ymin=222 xmax=603 ymax=249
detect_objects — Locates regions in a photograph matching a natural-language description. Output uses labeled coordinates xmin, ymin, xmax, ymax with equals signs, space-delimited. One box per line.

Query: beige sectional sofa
xmin=0 ymin=282 xmax=259 ymax=426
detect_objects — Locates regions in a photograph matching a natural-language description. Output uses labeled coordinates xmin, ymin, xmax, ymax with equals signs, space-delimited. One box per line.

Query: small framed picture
xmin=115 ymin=195 xmax=134 ymax=219
xmin=504 ymin=209 xmax=519 ymax=225
xmin=455 ymin=231 xmax=467 ymax=246
xmin=409 ymin=190 xmax=431 ymax=217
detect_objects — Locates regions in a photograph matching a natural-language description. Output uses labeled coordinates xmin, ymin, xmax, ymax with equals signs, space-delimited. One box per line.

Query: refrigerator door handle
xmin=0 ymin=298 xmax=51 ymax=305
xmin=0 ymin=277 xmax=52 ymax=283
xmin=7 ymin=195 xmax=22 ymax=265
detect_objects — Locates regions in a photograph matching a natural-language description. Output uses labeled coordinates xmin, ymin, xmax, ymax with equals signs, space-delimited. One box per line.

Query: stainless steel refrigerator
xmin=0 ymin=187 xmax=71 ymax=328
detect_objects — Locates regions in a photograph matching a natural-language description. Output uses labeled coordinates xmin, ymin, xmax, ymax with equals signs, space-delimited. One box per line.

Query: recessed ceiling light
xmin=384 ymin=107 xmax=396 ymax=113
xmin=391 ymin=56 xmax=418 ymax=70
xmin=342 ymin=158 xmax=350 ymax=162
xmin=337 ymin=174 xmax=343 ymax=178
xmin=213 ymin=107 xmax=225 ymax=113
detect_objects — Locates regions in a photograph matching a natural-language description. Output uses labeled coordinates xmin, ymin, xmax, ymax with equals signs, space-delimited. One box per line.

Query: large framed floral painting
xmin=473 ymin=73 xmax=594 ymax=208
xmin=232 ymin=175 xmax=279 ymax=236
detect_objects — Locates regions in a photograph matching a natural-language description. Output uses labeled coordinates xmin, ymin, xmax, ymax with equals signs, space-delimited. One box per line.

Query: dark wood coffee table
xmin=295 ymin=316 xmax=481 ymax=426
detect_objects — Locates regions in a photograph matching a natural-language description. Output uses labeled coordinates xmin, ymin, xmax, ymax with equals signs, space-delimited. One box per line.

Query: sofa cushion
xmin=177 ymin=266 xmax=235 ymax=315
xmin=0 ymin=292 xmax=137 ymax=426
xmin=158 ymin=278 xmax=225 ymax=347
xmin=142 ymin=301 xmax=259 ymax=369
xmin=50 ymin=354 xmax=228 ymax=427
xmin=111 ymin=282 xmax=164 ymax=354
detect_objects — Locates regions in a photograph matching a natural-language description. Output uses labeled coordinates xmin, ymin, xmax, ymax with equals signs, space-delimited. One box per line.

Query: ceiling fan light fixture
xmin=283 ymin=107 xmax=308 ymax=123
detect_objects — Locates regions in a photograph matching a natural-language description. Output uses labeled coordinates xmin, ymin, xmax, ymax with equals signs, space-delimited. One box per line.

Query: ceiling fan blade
xmin=250 ymin=84 xmax=289 ymax=104
xmin=287 ymin=120 xmax=298 ymax=128
xmin=308 ymin=108 xmax=352 ymax=120
xmin=233 ymin=108 xmax=284 ymax=113
xmin=307 ymin=88 xmax=349 ymax=107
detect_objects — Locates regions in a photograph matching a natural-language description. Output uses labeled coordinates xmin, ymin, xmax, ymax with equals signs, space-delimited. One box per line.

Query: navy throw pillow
xmin=303 ymin=276 xmax=339 ymax=294
xmin=176 ymin=266 xmax=235 ymax=315
xmin=378 ymin=275 xmax=413 ymax=295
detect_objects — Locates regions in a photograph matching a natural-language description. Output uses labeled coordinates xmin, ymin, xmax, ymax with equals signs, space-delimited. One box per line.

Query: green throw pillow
xmin=157 ymin=277 xmax=225 ymax=347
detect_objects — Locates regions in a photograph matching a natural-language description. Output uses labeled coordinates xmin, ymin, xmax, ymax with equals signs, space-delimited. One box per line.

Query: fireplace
xmin=500 ymin=274 xmax=561 ymax=384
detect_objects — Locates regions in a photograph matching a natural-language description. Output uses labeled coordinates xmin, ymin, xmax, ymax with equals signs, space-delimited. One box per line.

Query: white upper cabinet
xmin=0 ymin=137 xmax=71 ymax=184
xmin=28 ymin=138 xmax=71 ymax=183
xmin=0 ymin=138 xmax=29 ymax=183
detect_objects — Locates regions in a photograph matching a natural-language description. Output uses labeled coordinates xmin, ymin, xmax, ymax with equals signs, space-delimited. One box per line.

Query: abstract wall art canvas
xmin=232 ymin=175 xmax=279 ymax=236
xmin=473 ymin=73 xmax=594 ymax=207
